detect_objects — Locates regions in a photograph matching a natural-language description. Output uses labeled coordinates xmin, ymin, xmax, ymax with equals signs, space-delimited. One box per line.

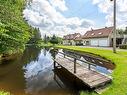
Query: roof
xmin=82 ymin=27 xmax=113 ymax=39
xmin=75 ymin=35 xmax=83 ymax=41
xmin=63 ymin=33 xmax=81 ymax=40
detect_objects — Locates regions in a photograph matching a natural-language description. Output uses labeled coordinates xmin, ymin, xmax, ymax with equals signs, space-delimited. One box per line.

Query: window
xmin=91 ymin=33 xmax=94 ymax=35
xmin=98 ymin=32 xmax=102 ymax=35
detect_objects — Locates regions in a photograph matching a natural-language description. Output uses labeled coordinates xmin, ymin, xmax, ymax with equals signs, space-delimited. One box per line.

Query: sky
xmin=23 ymin=0 xmax=127 ymax=37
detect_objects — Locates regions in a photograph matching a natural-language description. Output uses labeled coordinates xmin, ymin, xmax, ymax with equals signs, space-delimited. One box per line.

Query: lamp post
xmin=111 ymin=0 xmax=116 ymax=53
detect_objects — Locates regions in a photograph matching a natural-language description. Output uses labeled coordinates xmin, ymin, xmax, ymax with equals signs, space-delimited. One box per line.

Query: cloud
xmin=49 ymin=0 xmax=68 ymax=11
xmin=23 ymin=0 xmax=94 ymax=37
xmin=92 ymin=0 xmax=127 ymax=28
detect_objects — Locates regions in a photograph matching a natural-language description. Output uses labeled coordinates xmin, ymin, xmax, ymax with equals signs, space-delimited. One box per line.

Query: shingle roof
xmin=82 ymin=27 xmax=113 ymax=39
xmin=63 ymin=33 xmax=81 ymax=40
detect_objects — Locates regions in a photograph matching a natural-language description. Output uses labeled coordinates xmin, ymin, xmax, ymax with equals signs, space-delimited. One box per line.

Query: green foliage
xmin=119 ymin=44 xmax=127 ymax=49
xmin=0 ymin=91 xmax=11 ymax=95
xmin=50 ymin=35 xmax=59 ymax=44
xmin=43 ymin=34 xmax=48 ymax=44
xmin=57 ymin=37 xmax=63 ymax=44
xmin=27 ymin=28 xmax=41 ymax=44
xmin=0 ymin=0 xmax=35 ymax=55
xmin=116 ymin=28 xmax=127 ymax=35
xmin=124 ymin=27 xmax=127 ymax=34
xmin=116 ymin=29 xmax=124 ymax=35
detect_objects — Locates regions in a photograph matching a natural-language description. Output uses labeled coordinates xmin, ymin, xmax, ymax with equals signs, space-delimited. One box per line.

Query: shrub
xmin=76 ymin=43 xmax=83 ymax=46
xmin=119 ymin=44 xmax=127 ymax=49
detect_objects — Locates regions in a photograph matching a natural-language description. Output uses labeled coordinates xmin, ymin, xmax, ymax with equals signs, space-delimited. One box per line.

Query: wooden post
xmin=54 ymin=50 xmax=56 ymax=69
xmin=88 ymin=64 xmax=91 ymax=70
xmin=74 ymin=58 xmax=76 ymax=73
xmin=64 ymin=53 xmax=65 ymax=58
xmin=54 ymin=61 xmax=56 ymax=68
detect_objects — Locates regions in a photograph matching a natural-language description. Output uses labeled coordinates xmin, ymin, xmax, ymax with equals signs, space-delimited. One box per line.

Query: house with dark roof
xmin=63 ymin=33 xmax=81 ymax=45
xmin=82 ymin=27 xmax=124 ymax=47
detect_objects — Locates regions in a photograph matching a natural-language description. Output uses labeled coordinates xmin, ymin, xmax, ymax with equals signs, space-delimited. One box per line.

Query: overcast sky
xmin=23 ymin=0 xmax=127 ymax=37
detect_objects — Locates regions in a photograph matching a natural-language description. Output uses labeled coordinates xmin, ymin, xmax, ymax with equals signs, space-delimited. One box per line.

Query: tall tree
xmin=0 ymin=0 xmax=36 ymax=55
xmin=50 ymin=35 xmax=59 ymax=44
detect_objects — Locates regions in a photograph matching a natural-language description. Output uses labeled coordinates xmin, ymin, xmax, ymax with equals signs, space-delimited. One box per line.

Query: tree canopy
xmin=0 ymin=0 xmax=35 ymax=55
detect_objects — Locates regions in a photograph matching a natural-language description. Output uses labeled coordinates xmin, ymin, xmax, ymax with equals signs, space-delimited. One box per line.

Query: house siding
xmin=83 ymin=38 xmax=110 ymax=47
xmin=63 ymin=40 xmax=76 ymax=45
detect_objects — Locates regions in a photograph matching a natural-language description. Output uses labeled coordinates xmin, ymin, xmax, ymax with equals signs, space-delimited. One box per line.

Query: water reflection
xmin=23 ymin=48 xmax=55 ymax=94
xmin=0 ymin=46 xmax=78 ymax=95
xmin=1 ymin=46 xmax=111 ymax=95
xmin=23 ymin=47 xmax=77 ymax=95
xmin=21 ymin=46 xmax=41 ymax=64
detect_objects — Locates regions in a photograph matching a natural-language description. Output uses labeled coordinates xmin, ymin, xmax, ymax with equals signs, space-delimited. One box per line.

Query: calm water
xmin=0 ymin=46 xmax=115 ymax=95
xmin=0 ymin=46 xmax=81 ymax=95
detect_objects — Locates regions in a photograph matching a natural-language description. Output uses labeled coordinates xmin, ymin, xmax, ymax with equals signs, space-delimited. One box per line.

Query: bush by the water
xmin=119 ymin=44 xmax=127 ymax=49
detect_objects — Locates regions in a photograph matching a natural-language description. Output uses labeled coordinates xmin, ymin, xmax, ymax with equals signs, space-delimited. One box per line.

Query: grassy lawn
xmin=56 ymin=46 xmax=127 ymax=95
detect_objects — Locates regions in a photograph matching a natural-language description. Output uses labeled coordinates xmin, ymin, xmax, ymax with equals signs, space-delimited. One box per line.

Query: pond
xmin=0 ymin=46 xmax=82 ymax=95
xmin=0 ymin=46 xmax=115 ymax=95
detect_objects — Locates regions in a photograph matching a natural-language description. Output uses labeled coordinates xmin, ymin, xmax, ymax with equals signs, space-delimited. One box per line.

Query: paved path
xmin=79 ymin=46 xmax=127 ymax=51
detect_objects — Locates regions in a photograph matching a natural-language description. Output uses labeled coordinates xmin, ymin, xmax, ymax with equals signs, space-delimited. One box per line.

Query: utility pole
xmin=111 ymin=0 xmax=116 ymax=53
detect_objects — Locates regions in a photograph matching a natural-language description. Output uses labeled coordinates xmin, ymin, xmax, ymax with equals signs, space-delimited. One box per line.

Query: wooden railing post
xmin=64 ymin=53 xmax=65 ymax=58
xmin=88 ymin=64 xmax=90 ymax=70
xmin=54 ymin=61 xmax=56 ymax=69
xmin=54 ymin=51 xmax=56 ymax=69
xmin=74 ymin=58 xmax=76 ymax=73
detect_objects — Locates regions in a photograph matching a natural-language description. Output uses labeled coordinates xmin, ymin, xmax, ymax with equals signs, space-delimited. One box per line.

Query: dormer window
xmin=91 ymin=33 xmax=94 ymax=35
xmin=98 ymin=32 xmax=102 ymax=35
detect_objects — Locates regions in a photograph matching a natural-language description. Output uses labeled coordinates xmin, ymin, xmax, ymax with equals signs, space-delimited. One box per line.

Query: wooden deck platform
xmin=54 ymin=56 xmax=112 ymax=89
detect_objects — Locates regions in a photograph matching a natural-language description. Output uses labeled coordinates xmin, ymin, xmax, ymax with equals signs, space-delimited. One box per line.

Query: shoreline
xmin=0 ymin=52 xmax=22 ymax=61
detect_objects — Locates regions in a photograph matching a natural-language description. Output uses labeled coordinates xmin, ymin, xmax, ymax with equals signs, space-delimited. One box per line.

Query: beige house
xmin=63 ymin=33 xmax=81 ymax=45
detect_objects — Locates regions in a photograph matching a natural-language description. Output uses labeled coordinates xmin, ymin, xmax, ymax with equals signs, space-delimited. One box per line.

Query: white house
xmin=82 ymin=27 xmax=117 ymax=47
xmin=63 ymin=33 xmax=81 ymax=45
xmin=63 ymin=27 xmax=125 ymax=47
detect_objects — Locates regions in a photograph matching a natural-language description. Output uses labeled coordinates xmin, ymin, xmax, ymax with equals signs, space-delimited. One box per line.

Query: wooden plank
xmin=54 ymin=56 xmax=112 ymax=88
xmin=89 ymin=77 xmax=111 ymax=87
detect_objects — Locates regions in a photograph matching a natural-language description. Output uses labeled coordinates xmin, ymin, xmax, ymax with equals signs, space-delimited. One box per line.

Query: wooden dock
xmin=54 ymin=52 xmax=112 ymax=89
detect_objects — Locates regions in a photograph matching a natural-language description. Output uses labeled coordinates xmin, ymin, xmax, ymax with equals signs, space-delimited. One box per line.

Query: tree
xmin=50 ymin=35 xmax=59 ymax=44
xmin=116 ymin=29 xmax=124 ymax=35
xmin=116 ymin=28 xmax=127 ymax=35
xmin=57 ymin=37 xmax=63 ymax=44
xmin=124 ymin=27 xmax=127 ymax=34
xmin=27 ymin=28 xmax=41 ymax=44
xmin=0 ymin=0 xmax=36 ymax=55
xmin=44 ymin=34 xmax=47 ymax=44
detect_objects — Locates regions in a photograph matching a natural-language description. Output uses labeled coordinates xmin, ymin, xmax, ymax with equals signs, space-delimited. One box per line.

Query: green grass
xmin=0 ymin=91 xmax=11 ymax=95
xmin=56 ymin=46 xmax=127 ymax=95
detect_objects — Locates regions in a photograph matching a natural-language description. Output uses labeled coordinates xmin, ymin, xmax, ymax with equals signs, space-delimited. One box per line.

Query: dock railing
xmin=54 ymin=51 xmax=96 ymax=74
